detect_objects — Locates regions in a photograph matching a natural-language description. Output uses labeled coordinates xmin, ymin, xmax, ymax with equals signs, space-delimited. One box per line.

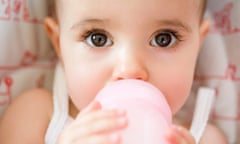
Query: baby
xmin=0 ymin=0 xmax=227 ymax=143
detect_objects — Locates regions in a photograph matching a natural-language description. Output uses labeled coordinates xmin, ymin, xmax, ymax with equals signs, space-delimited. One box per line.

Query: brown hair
xmin=48 ymin=0 xmax=56 ymax=18
xmin=201 ymin=0 xmax=207 ymax=19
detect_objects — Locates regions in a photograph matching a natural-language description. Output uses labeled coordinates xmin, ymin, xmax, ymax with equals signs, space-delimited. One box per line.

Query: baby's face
xmin=49 ymin=0 xmax=208 ymax=114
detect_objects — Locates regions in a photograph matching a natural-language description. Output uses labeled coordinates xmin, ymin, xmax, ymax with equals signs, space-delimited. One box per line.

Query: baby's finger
xmin=57 ymin=130 xmax=121 ymax=144
xmin=76 ymin=117 xmax=127 ymax=136
xmin=75 ymin=133 xmax=121 ymax=144
xmin=165 ymin=125 xmax=196 ymax=144
xmin=77 ymin=109 xmax=126 ymax=123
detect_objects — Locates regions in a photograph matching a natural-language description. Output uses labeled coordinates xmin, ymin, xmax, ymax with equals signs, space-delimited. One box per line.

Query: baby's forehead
xmin=56 ymin=0 xmax=204 ymax=10
xmin=55 ymin=0 xmax=205 ymax=20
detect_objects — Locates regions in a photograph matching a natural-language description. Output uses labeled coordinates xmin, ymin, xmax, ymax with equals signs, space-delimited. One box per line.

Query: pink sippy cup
xmin=95 ymin=79 xmax=172 ymax=144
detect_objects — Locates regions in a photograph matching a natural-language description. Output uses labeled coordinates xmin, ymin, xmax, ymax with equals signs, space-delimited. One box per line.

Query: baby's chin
xmin=168 ymin=95 xmax=189 ymax=115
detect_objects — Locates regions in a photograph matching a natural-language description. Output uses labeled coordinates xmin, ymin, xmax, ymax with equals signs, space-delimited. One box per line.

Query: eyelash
xmin=81 ymin=28 xmax=111 ymax=41
xmin=150 ymin=29 xmax=183 ymax=49
xmin=79 ymin=28 xmax=184 ymax=49
xmin=166 ymin=30 xmax=183 ymax=41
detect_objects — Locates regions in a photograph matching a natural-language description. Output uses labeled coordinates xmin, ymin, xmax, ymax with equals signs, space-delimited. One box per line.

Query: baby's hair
xmin=48 ymin=0 xmax=56 ymax=18
xmin=201 ymin=0 xmax=207 ymax=19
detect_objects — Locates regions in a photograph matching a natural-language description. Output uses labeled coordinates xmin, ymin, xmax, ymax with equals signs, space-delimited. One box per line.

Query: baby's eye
xmin=85 ymin=32 xmax=113 ymax=48
xmin=150 ymin=32 xmax=177 ymax=48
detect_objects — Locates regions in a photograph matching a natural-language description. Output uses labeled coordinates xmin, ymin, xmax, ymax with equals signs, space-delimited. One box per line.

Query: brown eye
xmin=150 ymin=32 xmax=177 ymax=48
xmin=86 ymin=32 xmax=112 ymax=48
xmin=91 ymin=33 xmax=107 ymax=47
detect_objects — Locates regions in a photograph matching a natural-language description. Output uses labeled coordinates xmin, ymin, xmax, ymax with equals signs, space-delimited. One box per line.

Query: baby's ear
xmin=199 ymin=19 xmax=211 ymax=45
xmin=44 ymin=17 xmax=61 ymax=59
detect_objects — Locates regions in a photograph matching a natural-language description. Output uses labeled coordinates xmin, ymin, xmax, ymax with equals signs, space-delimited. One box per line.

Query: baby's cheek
xmin=163 ymin=74 xmax=193 ymax=114
xmin=65 ymin=76 xmax=95 ymax=110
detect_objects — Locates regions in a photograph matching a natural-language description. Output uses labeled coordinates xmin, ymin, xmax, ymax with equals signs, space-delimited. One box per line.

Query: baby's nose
xmin=111 ymin=50 xmax=149 ymax=81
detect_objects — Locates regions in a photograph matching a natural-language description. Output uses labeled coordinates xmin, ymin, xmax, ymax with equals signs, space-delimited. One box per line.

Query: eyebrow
xmin=70 ymin=19 xmax=110 ymax=30
xmin=70 ymin=18 xmax=192 ymax=33
xmin=155 ymin=19 xmax=192 ymax=32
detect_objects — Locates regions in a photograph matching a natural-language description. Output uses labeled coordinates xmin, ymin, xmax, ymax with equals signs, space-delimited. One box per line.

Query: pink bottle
xmin=95 ymin=79 xmax=172 ymax=144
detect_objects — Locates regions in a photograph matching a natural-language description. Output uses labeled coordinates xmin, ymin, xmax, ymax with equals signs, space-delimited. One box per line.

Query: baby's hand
xmin=165 ymin=125 xmax=196 ymax=144
xmin=57 ymin=101 xmax=128 ymax=144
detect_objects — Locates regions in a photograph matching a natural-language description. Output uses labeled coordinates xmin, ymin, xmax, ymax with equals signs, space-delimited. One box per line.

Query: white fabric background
xmin=0 ymin=0 xmax=239 ymax=144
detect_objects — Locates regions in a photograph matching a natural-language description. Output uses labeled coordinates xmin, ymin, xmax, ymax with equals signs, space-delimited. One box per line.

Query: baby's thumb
xmin=77 ymin=101 xmax=102 ymax=118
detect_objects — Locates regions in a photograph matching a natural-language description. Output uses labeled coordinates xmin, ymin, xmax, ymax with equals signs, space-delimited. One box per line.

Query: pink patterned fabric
xmin=177 ymin=1 xmax=240 ymax=143
xmin=0 ymin=0 xmax=55 ymax=114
